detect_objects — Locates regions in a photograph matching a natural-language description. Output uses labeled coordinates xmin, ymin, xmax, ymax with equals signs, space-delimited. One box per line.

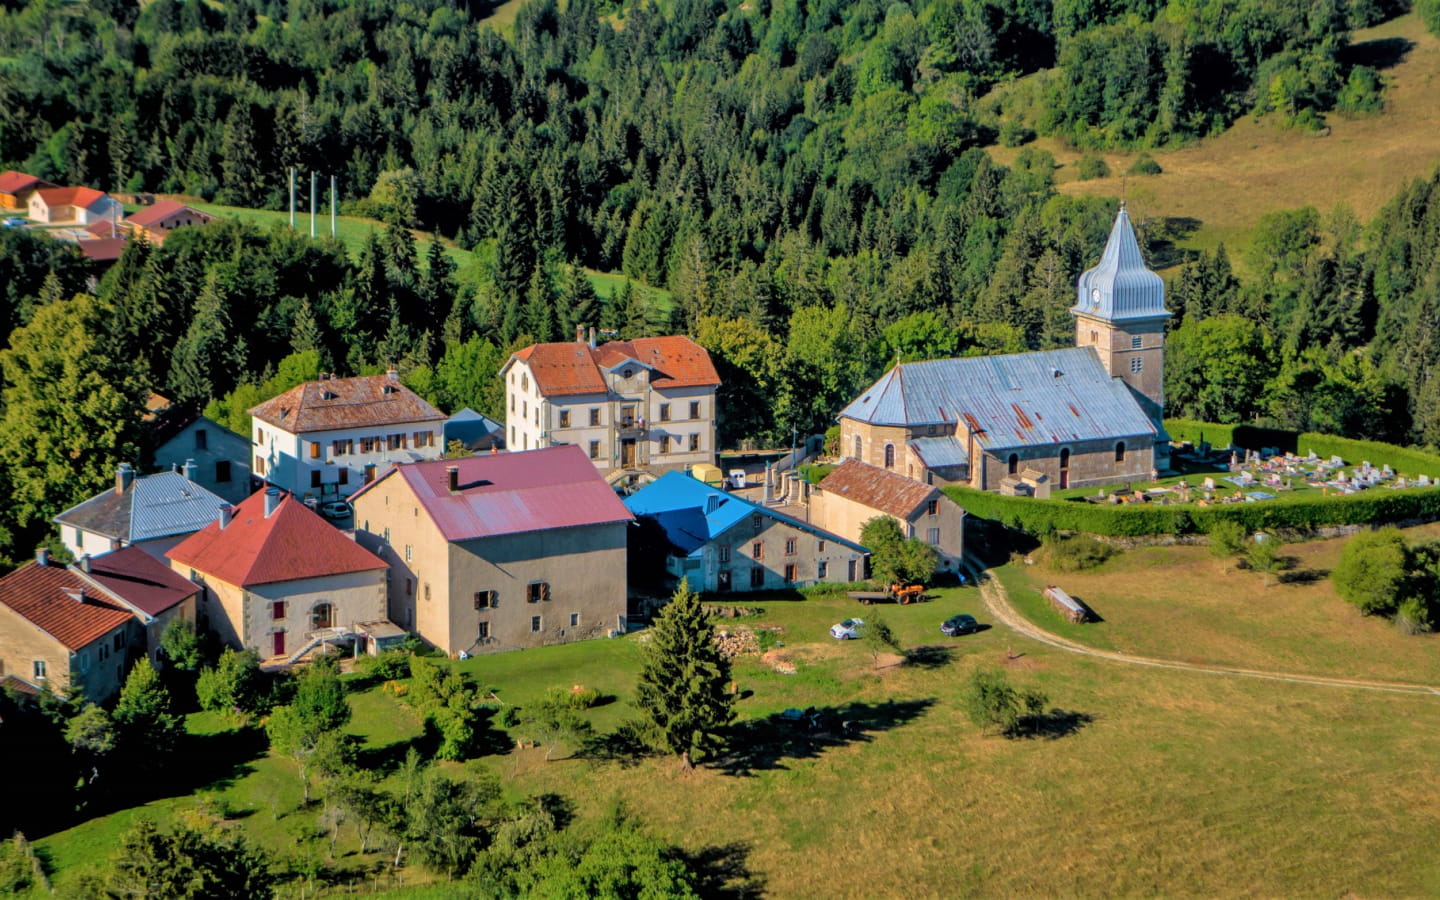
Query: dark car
xmin=941 ymin=614 xmax=980 ymax=636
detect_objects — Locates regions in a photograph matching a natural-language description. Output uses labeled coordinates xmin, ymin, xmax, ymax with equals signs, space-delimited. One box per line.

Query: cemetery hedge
xmin=1165 ymin=420 xmax=1440 ymax=480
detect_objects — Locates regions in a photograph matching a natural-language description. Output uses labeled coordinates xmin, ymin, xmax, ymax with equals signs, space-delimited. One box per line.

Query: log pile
xmin=713 ymin=628 xmax=760 ymax=658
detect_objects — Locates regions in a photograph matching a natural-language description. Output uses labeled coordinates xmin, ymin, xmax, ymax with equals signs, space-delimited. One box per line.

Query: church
xmin=837 ymin=205 xmax=1170 ymax=492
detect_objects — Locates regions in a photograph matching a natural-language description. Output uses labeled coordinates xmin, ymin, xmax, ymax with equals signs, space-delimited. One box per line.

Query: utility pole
xmin=288 ymin=168 xmax=296 ymax=230
xmin=330 ymin=175 xmax=337 ymax=238
xmin=310 ymin=172 xmax=317 ymax=238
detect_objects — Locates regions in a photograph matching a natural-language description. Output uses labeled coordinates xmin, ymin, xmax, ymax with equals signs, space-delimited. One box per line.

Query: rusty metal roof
xmin=839 ymin=348 xmax=1155 ymax=451
xmin=249 ymin=373 xmax=446 ymax=434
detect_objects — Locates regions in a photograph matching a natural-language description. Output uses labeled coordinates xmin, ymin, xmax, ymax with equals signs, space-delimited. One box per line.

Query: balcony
xmin=617 ymin=417 xmax=648 ymax=438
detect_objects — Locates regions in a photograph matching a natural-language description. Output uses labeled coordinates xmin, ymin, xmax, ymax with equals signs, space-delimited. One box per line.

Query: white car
xmin=830 ymin=618 xmax=865 ymax=640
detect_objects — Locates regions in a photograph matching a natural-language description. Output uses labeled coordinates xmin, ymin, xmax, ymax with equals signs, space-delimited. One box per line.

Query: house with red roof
xmin=248 ymin=371 xmax=446 ymax=502
xmin=27 ymin=185 xmax=122 ymax=226
xmin=0 ymin=552 xmax=141 ymax=700
xmin=74 ymin=546 xmax=200 ymax=668
xmin=811 ymin=460 xmax=965 ymax=574
xmin=349 ymin=445 xmax=632 ymax=657
xmin=0 ymin=171 xmax=55 ymax=211
xmin=125 ymin=199 xmax=215 ymax=246
xmin=500 ymin=328 xmax=719 ymax=478
xmin=167 ymin=488 xmax=387 ymax=660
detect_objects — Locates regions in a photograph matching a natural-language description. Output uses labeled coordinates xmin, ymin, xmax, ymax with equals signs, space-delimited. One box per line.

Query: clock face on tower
xmin=1091 ymin=288 xmax=1101 ymax=307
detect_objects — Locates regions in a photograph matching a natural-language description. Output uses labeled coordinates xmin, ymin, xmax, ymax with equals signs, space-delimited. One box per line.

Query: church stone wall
xmin=978 ymin=438 xmax=1155 ymax=491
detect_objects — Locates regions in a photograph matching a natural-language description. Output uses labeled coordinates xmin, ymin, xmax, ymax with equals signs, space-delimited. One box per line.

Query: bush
xmin=544 ymin=685 xmax=601 ymax=709
xmin=999 ymin=120 xmax=1034 ymax=147
xmin=1395 ymin=596 xmax=1434 ymax=635
xmin=1127 ymin=152 xmax=1162 ymax=175
xmin=1043 ymin=534 xmax=1116 ymax=571
xmin=1422 ymin=0 xmax=1440 ymax=37
xmin=1076 ymin=153 xmax=1110 ymax=180
xmin=356 ymin=650 xmax=411 ymax=681
xmin=1331 ymin=528 xmax=1409 ymax=616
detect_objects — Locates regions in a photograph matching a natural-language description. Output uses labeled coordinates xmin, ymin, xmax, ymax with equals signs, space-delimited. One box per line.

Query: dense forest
xmin=0 ymin=0 xmax=1438 ymax=563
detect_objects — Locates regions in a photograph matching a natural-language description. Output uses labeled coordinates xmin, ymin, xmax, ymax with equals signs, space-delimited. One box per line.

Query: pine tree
xmin=634 ymin=578 xmax=735 ymax=769
xmin=523 ymin=264 xmax=557 ymax=343
xmin=168 ymin=272 xmax=236 ymax=406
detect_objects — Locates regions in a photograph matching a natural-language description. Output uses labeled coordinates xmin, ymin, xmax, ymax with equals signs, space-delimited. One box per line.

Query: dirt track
xmin=972 ymin=565 xmax=1440 ymax=698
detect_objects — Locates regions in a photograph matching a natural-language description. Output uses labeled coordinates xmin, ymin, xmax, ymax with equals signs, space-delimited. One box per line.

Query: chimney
xmin=218 ymin=505 xmax=234 ymax=529
xmin=63 ymin=588 xmax=85 ymax=604
xmin=264 ymin=487 xmax=282 ymax=518
xmin=447 ymin=465 xmax=459 ymax=493
xmin=36 ymin=547 xmax=50 ymax=567
xmin=182 ymin=458 xmax=197 ymax=482
xmin=576 ymin=324 xmax=585 ymax=343
xmin=116 ymin=462 xmax=135 ymax=495
xmin=78 ymin=554 xmax=92 ymax=573
xmin=386 ymin=367 xmax=399 ymax=381
xmin=588 ymin=326 xmax=597 ymax=349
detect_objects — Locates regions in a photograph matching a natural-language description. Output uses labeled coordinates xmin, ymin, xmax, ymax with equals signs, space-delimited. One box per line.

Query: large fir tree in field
xmin=635 ymin=578 xmax=734 ymax=770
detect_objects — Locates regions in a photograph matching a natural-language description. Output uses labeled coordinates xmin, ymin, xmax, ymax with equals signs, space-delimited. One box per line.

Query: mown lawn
xmin=27 ymin=575 xmax=1440 ymax=898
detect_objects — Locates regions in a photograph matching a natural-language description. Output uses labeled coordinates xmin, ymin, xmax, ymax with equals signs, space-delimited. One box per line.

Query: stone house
xmin=147 ymin=404 xmax=253 ymax=504
xmin=624 ymin=471 xmax=867 ymax=593
xmin=349 ymin=445 xmax=633 ymax=657
xmin=811 ymin=460 xmax=965 ymax=574
xmin=53 ymin=464 xmax=229 ymax=562
xmin=74 ymin=546 xmax=199 ymax=668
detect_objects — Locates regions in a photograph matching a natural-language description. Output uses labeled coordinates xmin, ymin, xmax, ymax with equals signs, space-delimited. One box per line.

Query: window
xmin=477 ymin=621 xmax=490 ymax=640
xmin=1008 ymin=454 xmax=1019 ymax=476
xmin=569 ymin=613 xmax=579 ymax=627
xmin=817 ymin=539 xmax=826 ymax=553
xmin=474 ymin=590 xmax=496 ymax=609
xmin=311 ymin=470 xmax=322 ymax=488
xmin=531 ymin=615 xmax=542 ymax=633
xmin=1130 ymin=356 xmax=1144 ymax=374
xmin=817 ymin=560 xmax=828 ymax=578
xmin=689 ymin=433 xmax=700 ymax=452
xmin=215 ymin=460 xmax=231 ymax=483
xmin=927 ymin=499 xmax=939 ymax=516
xmin=332 ymin=439 xmax=351 ymax=456
xmin=383 ymin=527 xmax=391 ymax=542
xmin=528 ymin=582 xmax=550 ymax=603
xmin=522 ymin=401 xmax=527 ymax=419
xmin=752 ymin=513 xmax=762 ymax=532
xmin=1115 ymin=441 xmax=1126 ymax=463
xmin=406 ymin=578 xmax=413 ymax=597
xmin=522 ymin=374 xmax=529 ymax=391
xmin=884 ymin=444 xmax=895 ymax=469
xmin=659 ymin=403 xmax=670 ymax=421
xmin=194 ymin=429 xmax=207 ymax=450
xmin=589 ymin=440 xmax=600 ymax=459
xmin=255 ymin=427 xmax=262 ymax=443
xmin=1060 ymin=448 xmax=1071 ymax=469
xmin=404 ymin=544 xmax=413 ymax=563
xmin=413 ymin=431 xmax=430 ymax=447
xmin=719 ymin=546 xmax=731 ymax=563
xmin=77 ymin=650 xmax=89 ymax=673
xmin=1131 ymin=335 xmax=1143 ymax=349
xmin=853 ymin=435 xmax=862 ymax=459
xmin=99 ymin=642 xmax=109 ymax=662
xmin=785 ymin=538 xmax=797 ymax=556
xmin=114 ymin=633 xmax=124 ymax=652
xmin=752 ymin=542 xmax=763 ymax=560
xmin=927 ymin=527 xmax=941 ymax=545
xmin=510 ymin=395 xmax=515 ymax=412
xmin=272 ymin=601 xmax=286 ymax=620
xmin=339 ymin=468 xmax=349 ymax=485
xmin=559 ymin=410 xmax=571 ymax=428
xmin=309 ymin=442 xmax=320 ymax=459
xmin=689 ymin=401 xmax=700 ymax=419
xmin=750 ymin=567 xmax=765 ymax=588
xmin=32 ymin=660 xmax=46 ymax=681
xmin=658 ymin=435 xmax=669 ymax=453
xmin=784 ymin=563 xmax=797 ymax=583
xmin=589 ymin=408 xmax=600 ymax=426
xmin=534 ymin=408 xmax=539 ymax=426
xmin=360 ymin=437 xmax=376 ymax=453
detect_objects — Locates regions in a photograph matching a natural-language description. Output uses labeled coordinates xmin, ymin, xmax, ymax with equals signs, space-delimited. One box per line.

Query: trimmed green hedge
xmin=1165 ymin=420 xmax=1440 ymax=480
xmin=946 ymin=483 xmax=1440 ymax=537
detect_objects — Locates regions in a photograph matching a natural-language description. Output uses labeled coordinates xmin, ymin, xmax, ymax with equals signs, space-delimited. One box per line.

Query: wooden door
xmin=272 ymin=630 xmax=286 ymax=656
xmin=621 ymin=439 xmax=636 ymax=467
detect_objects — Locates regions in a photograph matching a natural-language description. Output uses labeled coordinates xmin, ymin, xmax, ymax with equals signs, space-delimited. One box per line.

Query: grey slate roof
xmin=54 ymin=472 xmax=228 ymax=543
xmin=1073 ymin=205 xmax=1168 ymax=323
xmin=839 ymin=347 xmax=1156 ymax=452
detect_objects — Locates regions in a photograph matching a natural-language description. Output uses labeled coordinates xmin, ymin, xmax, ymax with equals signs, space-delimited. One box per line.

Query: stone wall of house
xmin=978 ymin=437 xmax=1155 ymax=491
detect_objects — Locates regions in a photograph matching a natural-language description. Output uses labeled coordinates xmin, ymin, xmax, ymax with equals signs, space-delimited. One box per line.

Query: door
xmin=272 ymin=630 xmax=286 ymax=656
xmin=718 ymin=570 xmax=731 ymax=592
xmin=312 ymin=602 xmax=334 ymax=630
xmin=621 ymin=439 xmax=636 ymax=467
xmin=848 ymin=559 xmax=857 ymax=582
xmin=1059 ymin=448 xmax=1071 ymax=489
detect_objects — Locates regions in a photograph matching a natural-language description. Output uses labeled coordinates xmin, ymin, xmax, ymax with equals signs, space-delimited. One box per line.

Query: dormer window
xmin=622 ymin=368 xmax=633 ymax=378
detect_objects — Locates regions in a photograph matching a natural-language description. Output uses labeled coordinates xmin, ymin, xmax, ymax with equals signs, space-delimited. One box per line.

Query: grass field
xmin=988 ymin=13 xmax=1440 ymax=271
xmin=25 ymin=564 xmax=1440 ymax=898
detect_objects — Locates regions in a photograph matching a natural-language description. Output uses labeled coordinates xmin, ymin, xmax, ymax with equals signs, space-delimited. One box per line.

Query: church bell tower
xmin=1072 ymin=204 xmax=1169 ymax=435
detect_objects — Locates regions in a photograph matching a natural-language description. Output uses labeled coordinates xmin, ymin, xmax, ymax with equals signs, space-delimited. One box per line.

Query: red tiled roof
xmin=248 ymin=373 xmax=446 ymax=434
xmin=126 ymin=199 xmax=211 ymax=229
xmin=167 ymin=490 xmax=386 ymax=588
xmin=819 ymin=459 xmax=943 ymax=520
xmin=79 ymin=238 xmax=126 ymax=261
xmin=82 ymin=545 xmax=198 ymax=619
xmin=354 ymin=445 xmax=633 ymax=542
xmin=85 ymin=219 xmax=120 ymax=238
xmin=0 ymin=561 xmax=135 ymax=652
xmin=0 ymin=171 xmax=51 ymax=195
xmin=510 ymin=336 xmax=719 ymax=397
xmin=35 ymin=186 xmax=107 ymax=209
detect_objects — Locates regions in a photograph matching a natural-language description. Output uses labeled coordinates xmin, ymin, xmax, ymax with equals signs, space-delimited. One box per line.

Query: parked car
xmin=830 ymin=618 xmax=865 ymax=640
xmin=2 ymin=217 xmax=25 ymax=228
xmin=319 ymin=500 xmax=352 ymax=520
xmin=941 ymin=614 xmax=980 ymax=636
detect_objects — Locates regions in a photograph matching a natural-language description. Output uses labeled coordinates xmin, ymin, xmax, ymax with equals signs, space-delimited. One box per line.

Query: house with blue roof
xmin=838 ymin=205 xmax=1169 ymax=491
xmin=625 ymin=471 xmax=867 ymax=593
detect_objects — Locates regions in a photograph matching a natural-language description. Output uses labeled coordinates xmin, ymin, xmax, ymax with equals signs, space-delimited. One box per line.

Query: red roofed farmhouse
xmin=349 ymin=445 xmax=633 ymax=656
xmin=125 ymin=199 xmax=215 ymax=246
xmin=812 ymin=460 xmax=966 ymax=574
xmin=0 ymin=553 xmax=140 ymax=700
xmin=248 ymin=371 xmax=446 ymax=502
xmin=501 ymin=329 xmax=719 ymax=477
xmin=168 ymin=488 xmax=387 ymax=660
xmin=0 ymin=171 xmax=55 ymax=211
xmin=27 ymin=185 xmax=122 ymax=225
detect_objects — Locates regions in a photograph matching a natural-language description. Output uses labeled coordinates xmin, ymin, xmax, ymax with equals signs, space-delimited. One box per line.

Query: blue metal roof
xmin=839 ymin=347 xmax=1156 ymax=451
xmin=624 ymin=472 xmax=866 ymax=557
xmin=1074 ymin=206 xmax=1168 ymax=323
xmin=127 ymin=473 xmax=229 ymax=542
xmin=909 ymin=437 xmax=969 ymax=468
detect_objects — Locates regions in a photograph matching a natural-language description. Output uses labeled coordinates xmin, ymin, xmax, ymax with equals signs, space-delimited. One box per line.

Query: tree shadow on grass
xmin=677 ymin=841 xmax=767 ymax=900
xmin=904 ymin=644 xmax=957 ymax=669
xmin=1009 ymin=709 xmax=1095 ymax=741
xmin=713 ymin=698 xmax=934 ymax=776
xmin=1278 ymin=564 xmax=1328 ymax=585
xmin=1341 ymin=36 xmax=1414 ymax=70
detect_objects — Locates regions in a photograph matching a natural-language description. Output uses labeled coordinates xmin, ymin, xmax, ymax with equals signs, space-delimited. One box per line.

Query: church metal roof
xmin=839 ymin=347 xmax=1157 ymax=452
xmin=1073 ymin=205 xmax=1169 ymax=323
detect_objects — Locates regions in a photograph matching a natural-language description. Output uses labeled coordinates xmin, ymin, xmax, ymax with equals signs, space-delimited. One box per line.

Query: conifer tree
xmin=635 ymin=578 xmax=734 ymax=769
xmin=113 ymin=658 xmax=185 ymax=765
xmin=523 ymin=264 xmax=557 ymax=343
